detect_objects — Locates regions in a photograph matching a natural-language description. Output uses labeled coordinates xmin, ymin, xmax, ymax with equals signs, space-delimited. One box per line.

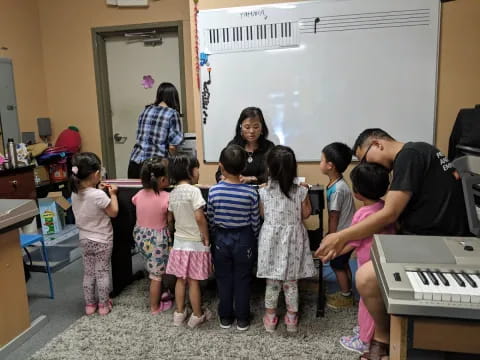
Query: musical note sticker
xmin=314 ymin=17 xmax=320 ymax=34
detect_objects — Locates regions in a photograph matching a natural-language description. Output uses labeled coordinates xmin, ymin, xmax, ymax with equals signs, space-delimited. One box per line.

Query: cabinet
xmin=0 ymin=166 xmax=36 ymax=199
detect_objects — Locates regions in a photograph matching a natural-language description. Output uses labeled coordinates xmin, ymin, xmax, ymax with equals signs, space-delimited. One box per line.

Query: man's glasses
xmin=360 ymin=143 xmax=374 ymax=163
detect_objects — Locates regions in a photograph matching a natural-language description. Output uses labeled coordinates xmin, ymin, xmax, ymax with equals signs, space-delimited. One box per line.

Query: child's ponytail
xmin=140 ymin=157 xmax=168 ymax=193
xmin=266 ymin=145 xmax=298 ymax=199
xmin=70 ymin=152 xmax=102 ymax=193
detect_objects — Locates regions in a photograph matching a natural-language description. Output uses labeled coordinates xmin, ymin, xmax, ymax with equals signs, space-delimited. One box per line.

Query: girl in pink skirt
xmin=166 ymin=155 xmax=211 ymax=328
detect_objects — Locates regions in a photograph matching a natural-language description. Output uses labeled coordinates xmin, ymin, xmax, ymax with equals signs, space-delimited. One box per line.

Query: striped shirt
xmin=130 ymin=104 xmax=183 ymax=164
xmin=207 ymin=181 xmax=260 ymax=236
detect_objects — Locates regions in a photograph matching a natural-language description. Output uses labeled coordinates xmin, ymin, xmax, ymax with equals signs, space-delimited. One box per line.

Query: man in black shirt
xmin=315 ymin=128 xmax=469 ymax=359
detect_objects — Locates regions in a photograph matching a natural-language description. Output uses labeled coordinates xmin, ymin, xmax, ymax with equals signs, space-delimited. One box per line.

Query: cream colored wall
xmin=0 ymin=0 xmax=49 ymax=136
xmin=36 ymin=0 xmax=193 ymax=157
xmin=436 ymin=0 xmax=480 ymax=153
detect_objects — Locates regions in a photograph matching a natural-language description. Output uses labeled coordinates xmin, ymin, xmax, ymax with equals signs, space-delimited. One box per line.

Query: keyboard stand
xmin=389 ymin=314 xmax=480 ymax=360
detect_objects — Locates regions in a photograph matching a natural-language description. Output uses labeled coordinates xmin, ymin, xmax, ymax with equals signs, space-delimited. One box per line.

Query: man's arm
xmin=315 ymin=190 xmax=411 ymax=261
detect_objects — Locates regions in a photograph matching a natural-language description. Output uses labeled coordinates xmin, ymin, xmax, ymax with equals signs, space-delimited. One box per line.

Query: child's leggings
xmin=265 ymin=279 xmax=298 ymax=312
xmin=81 ymin=239 xmax=113 ymax=306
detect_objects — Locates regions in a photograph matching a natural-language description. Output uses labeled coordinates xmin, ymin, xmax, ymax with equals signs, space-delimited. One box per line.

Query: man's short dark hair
xmin=350 ymin=162 xmax=390 ymax=200
xmin=219 ymin=144 xmax=247 ymax=176
xmin=353 ymin=128 xmax=395 ymax=155
xmin=322 ymin=142 xmax=352 ymax=173
xmin=168 ymin=154 xmax=199 ymax=184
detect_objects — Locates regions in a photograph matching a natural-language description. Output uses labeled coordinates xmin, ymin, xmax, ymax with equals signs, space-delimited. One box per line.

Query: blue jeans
xmin=212 ymin=227 xmax=256 ymax=322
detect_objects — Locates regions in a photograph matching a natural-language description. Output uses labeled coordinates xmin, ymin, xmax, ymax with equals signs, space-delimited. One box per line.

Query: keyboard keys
xmin=462 ymin=272 xmax=477 ymax=288
xmin=417 ymin=271 xmax=429 ymax=285
xmin=406 ymin=272 xmax=423 ymax=300
xmin=436 ymin=272 xmax=449 ymax=286
xmin=426 ymin=271 xmax=439 ymax=286
xmin=443 ymin=273 xmax=464 ymax=302
xmin=452 ymin=272 xmax=466 ymax=287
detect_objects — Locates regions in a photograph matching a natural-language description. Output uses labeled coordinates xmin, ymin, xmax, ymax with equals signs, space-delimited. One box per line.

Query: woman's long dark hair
xmin=70 ymin=152 xmax=101 ymax=193
xmin=230 ymin=107 xmax=270 ymax=151
xmin=153 ymin=82 xmax=180 ymax=113
xmin=140 ymin=157 xmax=168 ymax=194
xmin=266 ymin=145 xmax=297 ymax=199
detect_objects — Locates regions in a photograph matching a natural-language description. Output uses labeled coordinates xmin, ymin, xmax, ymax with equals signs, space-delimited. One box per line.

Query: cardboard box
xmin=35 ymin=165 xmax=50 ymax=183
xmin=38 ymin=192 xmax=71 ymax=235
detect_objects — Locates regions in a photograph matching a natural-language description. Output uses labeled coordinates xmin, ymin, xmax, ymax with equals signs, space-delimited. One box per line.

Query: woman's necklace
xmin=247 ymin=151 xmax=254 ymax=163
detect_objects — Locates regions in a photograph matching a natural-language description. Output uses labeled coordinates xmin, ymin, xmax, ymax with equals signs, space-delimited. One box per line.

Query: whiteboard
xmin=199 ymin=0 xmax=440 ymax=161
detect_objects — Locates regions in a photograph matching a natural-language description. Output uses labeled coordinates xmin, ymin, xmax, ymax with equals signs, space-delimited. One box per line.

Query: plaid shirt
xmin=130 ymin=105 xmax=183 ymax=164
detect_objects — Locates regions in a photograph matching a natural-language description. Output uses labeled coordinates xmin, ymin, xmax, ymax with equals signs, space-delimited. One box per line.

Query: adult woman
xmin=128 ymin=82 xmax=183 ymax=178
xmin=215 ymin=107 xmax=274 ymax=184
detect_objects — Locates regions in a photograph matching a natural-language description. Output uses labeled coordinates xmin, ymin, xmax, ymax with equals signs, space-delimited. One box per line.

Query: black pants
xmin=330 ymin=249 xmax=354 ymax=270
xmin=212 ymin=227 xmax=256 ymax=322
xmin=127 ymin=161 xmax=142 ymax=179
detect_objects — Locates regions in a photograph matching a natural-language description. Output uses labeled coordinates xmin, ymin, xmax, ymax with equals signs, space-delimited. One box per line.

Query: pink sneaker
xmin=187 ymin=308 xmax=212 ymax=329
xmin=98 ymin=299 xmax=113 ymax=316
xmin=173 ymin=308 xmax=188 ymax=326
xmin=284 ymin=313 xmax=298 ymax=332
xmin=85 ymin=304 xmax=97 ymax=316
xmin=263 ymin=314 xmax=278 ymax=332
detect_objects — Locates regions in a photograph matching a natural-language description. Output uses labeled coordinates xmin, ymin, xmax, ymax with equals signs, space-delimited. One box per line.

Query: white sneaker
xmin=173 ymin=309 xmax=187 ymax=326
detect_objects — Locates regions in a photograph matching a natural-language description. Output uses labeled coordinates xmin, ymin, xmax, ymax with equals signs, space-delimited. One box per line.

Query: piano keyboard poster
xmin=198 ymin=0 xmax=440 ymax=162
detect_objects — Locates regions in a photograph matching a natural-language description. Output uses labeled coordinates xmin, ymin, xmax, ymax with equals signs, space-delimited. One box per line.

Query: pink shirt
xmin=132 ymin=189 xmax=169 ymax=231
xmin=72 ymin=187 xmax=112 ymax=243
xmin=348 ymin=200 xmax=396 ymax=266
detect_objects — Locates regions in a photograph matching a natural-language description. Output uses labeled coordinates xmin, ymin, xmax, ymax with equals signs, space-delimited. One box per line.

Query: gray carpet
xmin=30 ymin=278 xmax=359 ymax=360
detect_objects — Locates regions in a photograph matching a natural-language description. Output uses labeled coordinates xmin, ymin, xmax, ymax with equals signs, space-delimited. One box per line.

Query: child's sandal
xmin=359 ymin=339 xmax=389 ymax=360
xmin=98 ymin=299 xmax=113 ymax=316
xmin=85 ymin=304 xmax=97 ymax=316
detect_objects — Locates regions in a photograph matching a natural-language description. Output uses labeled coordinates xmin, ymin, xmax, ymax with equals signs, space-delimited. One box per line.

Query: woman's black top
xmin=215 ymin=139 xmax=275 ymax=184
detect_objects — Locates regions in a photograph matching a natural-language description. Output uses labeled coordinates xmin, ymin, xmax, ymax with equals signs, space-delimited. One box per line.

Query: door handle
xmin=113 ymin=133 xmax=127 ymax=144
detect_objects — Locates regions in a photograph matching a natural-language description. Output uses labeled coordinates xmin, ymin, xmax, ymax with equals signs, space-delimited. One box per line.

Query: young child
xmin=71 ymin=152 xmax=118 ymax=316
xmin=256 ymin=145 xmax=316 ymax=333
xmin=207 ymin=144 xmax=260 ymax=331
xmin=165 ymin=155 xmax=211 ymax=328
xmin=319 ymin=142 xmax=356 ymax=308
xmin=132 ymin=157 xmax=173 ymax=315
xmin=337 ymin=162 xmax=395 ymax=354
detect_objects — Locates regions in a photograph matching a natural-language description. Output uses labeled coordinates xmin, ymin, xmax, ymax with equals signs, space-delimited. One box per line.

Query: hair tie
xmin=72 ymin=166 xmax=78 ymax=175
xmin=150 ymin=172 xmax=155 ymax=177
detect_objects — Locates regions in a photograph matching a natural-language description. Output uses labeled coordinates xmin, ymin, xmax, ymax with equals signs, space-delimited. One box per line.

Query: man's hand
xmin=239 ymin=175 xmax=257 ymax=184
xmin=314 ymin=232 xmax=343 ymax=263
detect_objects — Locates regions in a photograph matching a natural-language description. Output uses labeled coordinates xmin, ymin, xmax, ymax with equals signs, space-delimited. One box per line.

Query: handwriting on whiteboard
xmin=240 ymin=9 xmax=268 ymax=21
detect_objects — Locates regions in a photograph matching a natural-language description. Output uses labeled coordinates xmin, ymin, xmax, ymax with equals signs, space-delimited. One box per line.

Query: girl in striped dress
xmin=257 ymin=145 xmax=316 ymax=333
xmin=166 ymin=155 xmax=211 ymax=328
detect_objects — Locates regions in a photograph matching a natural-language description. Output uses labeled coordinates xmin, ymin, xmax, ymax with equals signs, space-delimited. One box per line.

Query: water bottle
xmin=7 ymin=138 xmax=18 ymax=168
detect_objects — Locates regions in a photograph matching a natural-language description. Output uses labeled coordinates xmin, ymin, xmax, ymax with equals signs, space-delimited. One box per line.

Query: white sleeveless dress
xmin=256 ymin=181 xmax=316 ymax=281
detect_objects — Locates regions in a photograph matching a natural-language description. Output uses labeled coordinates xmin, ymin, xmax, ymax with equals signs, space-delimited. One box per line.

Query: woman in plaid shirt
xmin=128 ymin=82 xmax=184 ymax=178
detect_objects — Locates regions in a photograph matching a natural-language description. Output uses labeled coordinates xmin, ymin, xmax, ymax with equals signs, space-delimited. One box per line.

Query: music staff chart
xmin=300 ymin=8 xmax=431 ymax=34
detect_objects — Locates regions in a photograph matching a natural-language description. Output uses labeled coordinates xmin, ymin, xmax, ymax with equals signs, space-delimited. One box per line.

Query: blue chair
xmin=20 ymin=233 xmax=55 ymax=299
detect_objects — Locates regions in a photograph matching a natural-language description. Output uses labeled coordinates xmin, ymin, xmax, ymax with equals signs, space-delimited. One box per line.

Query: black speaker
xmin=37 ymin=118 xmax=52 ymax=137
